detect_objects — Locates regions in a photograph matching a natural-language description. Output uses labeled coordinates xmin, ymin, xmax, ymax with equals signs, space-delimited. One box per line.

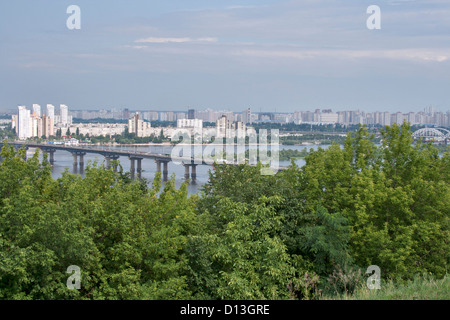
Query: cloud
xmin=196 ymin=37 xmax=219 ymax=43
xmin=135 ymin=37 xmax=191 ymax=43
xmin=123 ymin=45 xmax=149 ymax=49
xmin=134 ymin=37 xmax=218 ymax=44
xmin=226 ymin=5 xmax=265 ymax=10
xmin=232 ymin=48 xmax=450 ymax=63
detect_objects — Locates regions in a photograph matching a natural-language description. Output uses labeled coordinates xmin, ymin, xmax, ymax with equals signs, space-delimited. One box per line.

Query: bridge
xmin=412 ymin=127 xmax=450 ymax=144
xmin=0 ymin=142 xmax=284 ymax=181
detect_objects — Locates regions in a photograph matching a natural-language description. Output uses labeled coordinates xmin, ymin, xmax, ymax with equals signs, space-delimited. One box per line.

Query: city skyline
xmin=1 ymin=1 xmax=450 ymax=112
xmin=3 ymin=103 xmax=450 ymax=115
xmin=10 ymin=104 xmax=449 ymax=136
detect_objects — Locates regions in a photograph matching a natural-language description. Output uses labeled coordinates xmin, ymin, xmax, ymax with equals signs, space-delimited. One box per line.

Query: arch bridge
xmin=412 ymin=127 xmax=450 ymax=144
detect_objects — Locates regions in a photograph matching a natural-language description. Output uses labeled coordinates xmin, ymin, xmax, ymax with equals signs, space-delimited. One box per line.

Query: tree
xmin=187 ymin=195 xmax=297 ymax=299
xmin=300 ymin=123 xmax=449 ymax=279
xmin=0 ymin=144 xmax=200 ymax=299
xmin=195 ymin=162 xmax=353 ymax=298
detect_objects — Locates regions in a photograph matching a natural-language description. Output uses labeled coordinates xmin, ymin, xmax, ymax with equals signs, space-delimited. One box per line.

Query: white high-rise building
xmin=30 ymin=113 xmax=42 ymax=138
xmin=242 ymin=108 xmax=252 ymax=124
xmin=167 ymin=111 xmax=175 ymax=122
xmin=18 ymin=106 xmax=31 ymax=140
xmin=392 ymin=112 xmax=404 ymax=125
xmin=293 ymin=111 xmax=302 ymax=124
xmin=128 ymin=113 xmax=152 ymax=137
xmin=177 ymin=118 xmax=203 ymax=129
xmin=60 ymin=104 xmax=69 ymax=126
xmin=320 ymin=111 xmax=338 ymax=124
xmin=216 ymin=115 xmax=231 ymax=139
xmin=373 ymin=112 xmax=382 ymax=125
xmin=232 ymin=121 xmax=246 ymax=139
xmin=407 ymin=112 xmax=416 ymax=125
xmin=32 ymin=104 xmax=41 ymax=117
xmin=46 ymin=104 xmax=55 ymax=120
xmin=382 ymin=112 xmax=391 ymax=126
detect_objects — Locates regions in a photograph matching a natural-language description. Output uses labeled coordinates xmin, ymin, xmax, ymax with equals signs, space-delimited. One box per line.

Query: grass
xmin=321 ymin=273 xmax=449 ymax=300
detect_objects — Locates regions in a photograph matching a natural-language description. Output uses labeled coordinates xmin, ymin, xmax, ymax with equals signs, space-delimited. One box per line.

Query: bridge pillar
xmin=184 ymin=163 xmax=190 ymax=180
xmin=163 ymin=161 xmax=169 ymax=181
xmin=49 ymin=150 xmax=55 ymax=165
xmin=40 ymin=147 xmax=56 ymax=165
xmin=130 ymin=158 xmax=135 ymax=179
xmin=156 ymin=160 xmax=161 ymax=174
xmin=137 ymin=158 xmax=143 ymax=179
xmin=182 ymin=162 xmax=198 ymax=182
xmin=191 ymin=164 xmax=197 ymax=181
xmin=71 ymin=151 xmax=86 ymax=174
xmin=129 ymin=156 xmax=143 ymax=179
xmin=79 ymin=153 xmax=86 ymax=173
xmin=73 ymin=153 xmax=78 ymax=173
xmin=155 ymin=159 xmax=169 ymax=181
xmin=104 ymin=155 xmax=120 ymax=172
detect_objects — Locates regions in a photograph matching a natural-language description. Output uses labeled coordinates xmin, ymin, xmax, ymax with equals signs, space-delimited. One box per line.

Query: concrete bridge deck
xmin=1 ymin=141 xmax=286 ymax=181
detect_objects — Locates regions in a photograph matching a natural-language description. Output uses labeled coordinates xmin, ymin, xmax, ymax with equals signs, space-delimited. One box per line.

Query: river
xmin=26 ymin=144 xmax=325 ymax=195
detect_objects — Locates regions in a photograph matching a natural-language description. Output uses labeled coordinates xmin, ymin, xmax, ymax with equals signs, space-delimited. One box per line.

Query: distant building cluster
xmin=11 ymin=104 xmax=72 ymax=140
xmin=291 ymin=107 xmax=449 ymax=127
xmin=68 ymin=106 xmax=449 ymax=127
xmin=70 ymin=107 xmax=253 ymax=125
xmin=215 ymin=115 xmax=247 ymax=139
xmin=10 ymin=104 xmax=449 ymax=141
xmin=128 ymin=113 xmax=152 ymax=137
xmin=67 ymin=123 xmax=127 ymax=137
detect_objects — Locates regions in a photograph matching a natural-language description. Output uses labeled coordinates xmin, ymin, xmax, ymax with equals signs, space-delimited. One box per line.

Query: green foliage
xmin=280 ymin=134 xmax=351 ymax=146
xmin=0 ymin=126 xmax=16 ymax=140
xmin=301 ymin=123 xmax=449 ymax=280
xmin=200 ymin=196 xmax=295 ymax=299
xmin=252 ymin=123 xmax=379 ymax=133
xmin=278 ymin=148 xmax=310 ymax=160
xmin=0 ymin=121 xmax=448 ymax=300
xmin=196 ymin=162 xmax=353 ymax=298
xmin=0 ymin=144 xmax=200 ymax=299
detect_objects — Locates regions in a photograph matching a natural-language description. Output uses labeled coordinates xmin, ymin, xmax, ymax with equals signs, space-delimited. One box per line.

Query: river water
xmin=26 ymin=144 xmax=324 ymax=195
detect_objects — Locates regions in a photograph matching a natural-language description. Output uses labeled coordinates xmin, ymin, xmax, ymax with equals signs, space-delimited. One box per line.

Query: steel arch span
xmin=412 ymin=127 xmax=450 ymax=141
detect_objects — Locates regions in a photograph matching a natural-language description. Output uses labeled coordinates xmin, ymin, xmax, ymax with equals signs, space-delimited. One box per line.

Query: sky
xmin=0 ymin=0 xmax=449 ymax=113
